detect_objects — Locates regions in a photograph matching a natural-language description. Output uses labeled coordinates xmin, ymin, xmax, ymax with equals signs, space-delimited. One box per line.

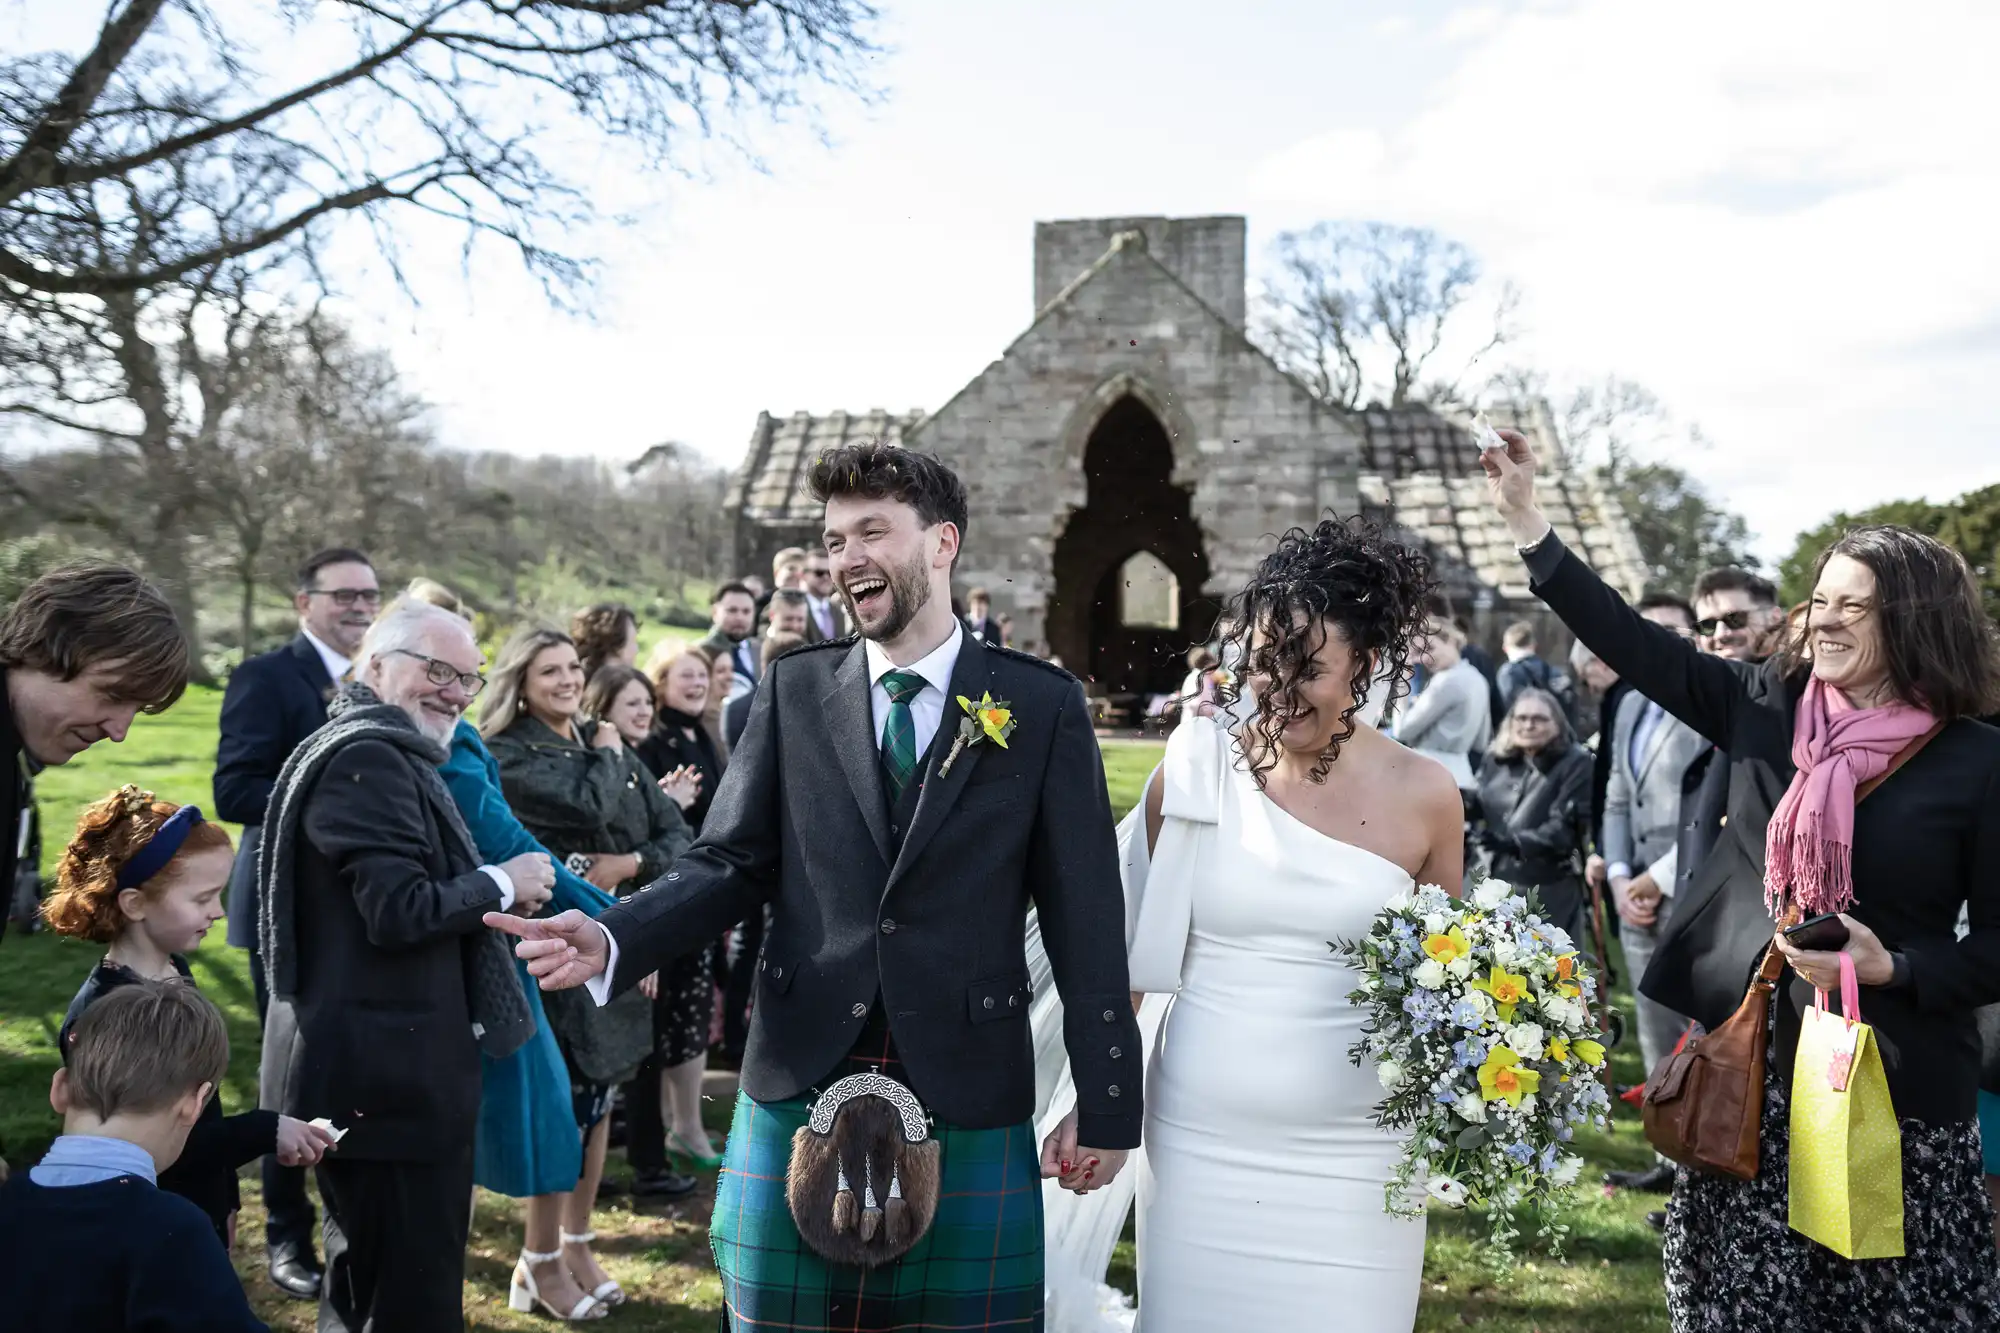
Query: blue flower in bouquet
xmin=1453 ymin=1036 xmax=1486 ymax=1068
xmin=1505 ymin=1142 xmax=1535 ymax=1166
xmin=1451 ymin=998 xmax=1487 ymax=1031
xmin=1539 ymin=1142 xmax=1561 ymax=1173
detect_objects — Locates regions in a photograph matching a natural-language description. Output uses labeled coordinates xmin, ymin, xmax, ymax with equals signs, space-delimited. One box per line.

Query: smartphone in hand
xmin=1783 ymin=912 xmax=1851 ymax=952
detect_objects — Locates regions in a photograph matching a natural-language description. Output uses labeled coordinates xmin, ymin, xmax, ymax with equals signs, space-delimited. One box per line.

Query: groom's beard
xmin=857 ymin=553 xmax=933 ymax=644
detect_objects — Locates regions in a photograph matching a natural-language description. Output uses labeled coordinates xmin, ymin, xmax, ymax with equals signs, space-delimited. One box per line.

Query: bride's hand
xmin=1038 ymin=1111 xmax=1130 ymax=1193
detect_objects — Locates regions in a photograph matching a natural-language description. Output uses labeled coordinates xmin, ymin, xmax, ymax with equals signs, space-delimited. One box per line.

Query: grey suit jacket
xmin=1602 ymin=688 xmax=1708 ymax=880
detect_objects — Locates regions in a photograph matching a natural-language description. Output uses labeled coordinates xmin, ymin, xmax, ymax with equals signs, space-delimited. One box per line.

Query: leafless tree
xmin=0 ymin=0 xmax=880 ymax=301
xmin=1254 ymin=222 xmax=1518 ymax=409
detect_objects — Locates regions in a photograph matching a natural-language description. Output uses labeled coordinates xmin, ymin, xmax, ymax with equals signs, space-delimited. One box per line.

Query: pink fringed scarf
xmin=1763 ymin=676 xmax=1936 ymax=919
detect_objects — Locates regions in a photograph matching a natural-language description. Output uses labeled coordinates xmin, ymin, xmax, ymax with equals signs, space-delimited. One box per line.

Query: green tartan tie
xmin=879 ymin=670 xmax=927 ymax=803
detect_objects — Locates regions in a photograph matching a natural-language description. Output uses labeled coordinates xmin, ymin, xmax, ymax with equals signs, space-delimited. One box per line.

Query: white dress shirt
xmin=300 ymin=626 xmax=353 ymax=687
xmin=587 ymin=625 xmax=966 ymax=1006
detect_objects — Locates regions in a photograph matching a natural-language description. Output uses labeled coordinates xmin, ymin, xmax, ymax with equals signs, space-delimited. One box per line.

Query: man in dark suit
xmin=800 ymin=548 xmax=846 ymax=643
xmin=259 ymin=599 xmax=554 ymax=1331
xmin=213 ymin=545 xmax=378 ymax=1298
xmin=726 ymin=631 xmax=803 ymax=750
xmin=960 ymin=586 xmax=1003 ymax=644
xmin=492 ymin=443 xmax=1142 ymax=1332
xmin=698 ymin=581 xmax=760 ymax=705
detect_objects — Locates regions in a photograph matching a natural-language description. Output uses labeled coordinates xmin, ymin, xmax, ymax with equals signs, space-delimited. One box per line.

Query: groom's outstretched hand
xmin=1038 ymin=1110 xmax=1130 ymax=1194
xmin=482 ymin=909 xmax=610 ymax=990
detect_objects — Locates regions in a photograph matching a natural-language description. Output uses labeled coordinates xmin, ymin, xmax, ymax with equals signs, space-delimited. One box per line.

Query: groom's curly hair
xmin=1218 ymin=515 xmax=1436 ymax=787
xmin=807 ymin=442 xmax=969 ymax=540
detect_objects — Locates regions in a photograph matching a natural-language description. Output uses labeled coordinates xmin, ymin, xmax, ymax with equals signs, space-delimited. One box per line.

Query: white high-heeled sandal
xmin=509 ymin=1247 xmax=607 ymax=1320
xmin=561 ymin=1230 xmax=626 ymax=1307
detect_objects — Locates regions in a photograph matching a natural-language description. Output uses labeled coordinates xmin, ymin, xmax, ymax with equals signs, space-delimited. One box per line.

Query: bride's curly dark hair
xmin=1216 ymin=515 xmax=1437 ymax=788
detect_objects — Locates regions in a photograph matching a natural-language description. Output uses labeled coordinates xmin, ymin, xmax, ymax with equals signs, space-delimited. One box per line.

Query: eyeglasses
xmin=386 ymin=649 xmax=486 ymax=696
xmin=805 ymin=567 xmax=832 ymax=579
xmin=1694 ymin=610 xmax=1757 ymax=636
xmin=305 ymin=588 xmax=383 ymax=608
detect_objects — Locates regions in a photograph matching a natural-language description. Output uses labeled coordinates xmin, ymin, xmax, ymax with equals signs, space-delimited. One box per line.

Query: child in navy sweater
xmin=0 ymin=980 xmax=267 ymax=1330
xmin=43 ymin=786 xmax=335 ymax=1245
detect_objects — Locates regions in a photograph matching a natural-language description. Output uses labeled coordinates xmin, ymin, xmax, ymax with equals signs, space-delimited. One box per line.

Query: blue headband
xmin=117 ymin=804 xmax=205 ymax=889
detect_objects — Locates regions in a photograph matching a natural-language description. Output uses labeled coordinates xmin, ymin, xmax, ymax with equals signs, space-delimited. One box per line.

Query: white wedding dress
xmin=1032 ymin=698 xmax=1425 ymax=1333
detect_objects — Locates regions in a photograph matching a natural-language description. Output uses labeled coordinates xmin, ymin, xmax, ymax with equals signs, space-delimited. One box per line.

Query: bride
xmin=1031 ymin=517 xmax=1466 ymax=1332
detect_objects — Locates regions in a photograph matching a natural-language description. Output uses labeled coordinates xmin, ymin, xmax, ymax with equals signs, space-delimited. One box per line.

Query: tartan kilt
xmin=710 ymin=1088 xmax=1046 ymax=1331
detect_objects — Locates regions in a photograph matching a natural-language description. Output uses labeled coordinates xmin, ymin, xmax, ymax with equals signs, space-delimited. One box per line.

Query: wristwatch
xmin=1515 ymin=525 xmax=1554 ymax=556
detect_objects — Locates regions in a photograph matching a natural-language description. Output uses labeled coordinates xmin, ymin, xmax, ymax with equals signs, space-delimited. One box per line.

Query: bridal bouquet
xmin=1332 ymin=878 xmax=1613 ymax=1257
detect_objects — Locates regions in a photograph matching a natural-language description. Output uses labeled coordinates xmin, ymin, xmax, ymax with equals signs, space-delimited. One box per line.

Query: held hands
xmin=498 ymin=851 xmax=555 ymax=916
xmin=275 ymin=1116 xmax=340 ymax=1168
xmin=590 ymin=721 xmax=622 ymax=750
xmin=482 ymin=908 xmax=610 ymax=990
xmin=1479 ymin=427 xmax=1551 ymax=547
xmin=1609 ymin=875 xmax=1658 ymax=928
xmin=1774 ymin=913 xmax=1895 ymax=989
xmin=1037 ymin=1110 xmax=1129 ymax=1195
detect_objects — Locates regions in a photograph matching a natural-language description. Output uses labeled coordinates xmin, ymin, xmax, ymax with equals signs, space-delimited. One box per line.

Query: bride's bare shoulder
xmin=1352 ymin=727 xmax=1463 ymax=811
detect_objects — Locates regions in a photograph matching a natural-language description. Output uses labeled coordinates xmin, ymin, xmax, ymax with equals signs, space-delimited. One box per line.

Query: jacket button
xmin=1008 ymin=994 xmax=1018 ymax=1008
xmin=1110 ymin=1046 xmax=1122 ymax=1059
xmin=983 ymin=996 xmax=995 ymax=1010
xmin=1108 ymin=1085 xmax=1121 ymax=1098
xmin=851 ymin=1002 xmax=868 ymax=1018
xmin=772 ymin=966 xmax=783 ymax=979
xmin=1102 ymin=1009 xmax=1115 ymax=1023
xmin=880 ymin=919 xmax=897 ymax=935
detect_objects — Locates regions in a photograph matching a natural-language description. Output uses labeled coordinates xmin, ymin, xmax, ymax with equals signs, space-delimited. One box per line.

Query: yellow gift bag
xmin=1788 ymin=952 xmax=1904 ymax=1259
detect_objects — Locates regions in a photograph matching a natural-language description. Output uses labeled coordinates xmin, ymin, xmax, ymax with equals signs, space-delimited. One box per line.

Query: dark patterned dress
xmin=1664 ymin=1015 xmax=2000 ymax=1332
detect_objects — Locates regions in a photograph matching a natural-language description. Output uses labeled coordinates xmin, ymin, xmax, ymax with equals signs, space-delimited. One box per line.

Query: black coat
xmin=1527 ymin=533 xmax=2000 ymax=1125
xmin=0 ymin=669 xmax=24 ymax=932
xmin=214 ymin=635 xmax=337 ymax=825
xmin=263 ymin=737 xmax=505 ymax=1159
xmin=1473 ymin=746 xmax=1592 ymax=925
xmin=488 ymin=715 xmax=692 ymax=891
xmin=597 ymin=629 xmax=1144 ymax=1148
xmin=636 ymin=712 xmax=724 ymax=836
xmin=1587 ymin=678 xmax=1636 ymax=851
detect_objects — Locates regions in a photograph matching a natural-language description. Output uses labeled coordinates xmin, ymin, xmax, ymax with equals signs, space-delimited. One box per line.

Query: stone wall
xmin=1032 ymin=217 xmax=1248 ymax=330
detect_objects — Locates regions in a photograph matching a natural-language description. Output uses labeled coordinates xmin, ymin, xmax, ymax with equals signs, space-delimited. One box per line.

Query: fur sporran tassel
xmin=831 ymin=1162 xmax=858 ymax=1235
xmin=885 ymin=1163 xmax=911 ymax=1245
xmin=860 ymin=1157 xmax=882 ymax=1242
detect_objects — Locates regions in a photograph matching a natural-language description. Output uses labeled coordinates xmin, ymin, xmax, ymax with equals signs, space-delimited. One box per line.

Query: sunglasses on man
xmin=1694 ymin=609 xmax=1760 ymax=637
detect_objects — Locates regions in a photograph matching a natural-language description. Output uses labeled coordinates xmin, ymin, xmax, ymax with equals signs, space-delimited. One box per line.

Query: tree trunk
xmin=143 ymin=511 xmax=212 ymax=687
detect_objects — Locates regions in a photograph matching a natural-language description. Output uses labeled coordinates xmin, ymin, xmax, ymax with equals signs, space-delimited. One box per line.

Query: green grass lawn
xmin=3 ymin=691 xmax=1670 ymax=1330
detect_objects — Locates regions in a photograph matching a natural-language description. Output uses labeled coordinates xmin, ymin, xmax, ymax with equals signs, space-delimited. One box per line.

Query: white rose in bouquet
xmin=1446 ymin=954 xmax=1476 ymax=980
xmin=1377 ymin=1059 xmax=1407 ymax=1091
xmin=1413 ymin=959 xmax=1448 ymax=990
xmin=1473 ymin=878 xmax=1512 ymax=910
xmin=1505 ymin=1023 xmax=1546 ymax=1060
xmin=1423 ymin=911 xmax=1448 ymax=935
xmin=1385 ymin=890 xmax=1412 ymax=914
xmin=1490 ymin=936 xmax=1519 ymax=965
xmin=1454 ymin=1092 xmax=1488 ymax=1124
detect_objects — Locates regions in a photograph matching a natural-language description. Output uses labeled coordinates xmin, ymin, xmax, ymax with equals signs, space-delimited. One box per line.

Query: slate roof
xmin=1355 ymin=400 xmax=1651 ymax=602
xmin=731 ymin=408 xmax=927 ymax=527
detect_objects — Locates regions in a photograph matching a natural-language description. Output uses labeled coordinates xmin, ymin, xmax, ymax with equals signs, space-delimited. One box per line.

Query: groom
xmin=490 ymin=442 xmax=1141 ymax=1330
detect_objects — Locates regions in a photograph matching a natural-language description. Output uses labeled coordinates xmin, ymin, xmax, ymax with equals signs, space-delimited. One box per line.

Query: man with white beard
xmin=256 ymin=598 xmax=555 ymax=1332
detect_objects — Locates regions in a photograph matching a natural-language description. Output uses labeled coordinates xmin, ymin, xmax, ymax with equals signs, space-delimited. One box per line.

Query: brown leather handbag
xmin=1638 ymin=722 xmax=1943 ymax=1179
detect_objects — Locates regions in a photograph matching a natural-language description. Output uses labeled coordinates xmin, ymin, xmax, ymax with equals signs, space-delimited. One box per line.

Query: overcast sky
xmin=13 ymin=0 xmax=1999 ymax=562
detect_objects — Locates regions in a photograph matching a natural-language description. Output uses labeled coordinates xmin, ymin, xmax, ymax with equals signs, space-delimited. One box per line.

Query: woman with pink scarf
xmin=1485 ymin=428 xmax=2000 ymax=1331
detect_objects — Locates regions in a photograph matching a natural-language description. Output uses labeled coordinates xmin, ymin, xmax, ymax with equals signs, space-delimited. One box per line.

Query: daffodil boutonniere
xmin=938 ymin=691 xmax=1017 ymax=776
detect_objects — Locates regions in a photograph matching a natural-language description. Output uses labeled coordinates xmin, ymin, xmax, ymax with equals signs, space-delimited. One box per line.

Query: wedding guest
xmin=770 ymin=546 xmax=808 ymax=595
xmin=0 ymin=559 xmax=189 ymax=1182
xmin=397 ymin=581 xmax=637 ymax=1315
xmin=764 ymin=588 xmax=809 ymax=642
xmin=0 ymin=982 xmax=266 ymax=1332
xmin=801 ymin=549 xmax=844 ymax=643
xmin=963 ymin=586 xmax=1002 ymax=643
xmin=700 ymin=583 xmax=760 ymax=704
xmin=729 ymin=631 xmax=804 ymax=748
xmin=1472 ymin=688 xmax=1595 ymax=950
xmin=257 ymin=599 xmax=555 ymax=1332
xmin=482 ymin=628 xmax=698 ymax=1305
xmin=1392 ymin=616 xmax=1492 ymax=790
xmin=996 ymin=612 xmax=1015 ymax=648
xmin=582 ymin=664 xmax=717 ymax=1180
xmin=1488 ymin=430 xmax=2000 ymax=1328
xmin=213 ymin=544 xmax=377 ymax=1298
xmin=699 ymin=644 xmax=736 ymax=764
xmin=572 ymin=603 xmax=640 ymax=679
xmin=45 ymin=787 xmax=335 ymax=1245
